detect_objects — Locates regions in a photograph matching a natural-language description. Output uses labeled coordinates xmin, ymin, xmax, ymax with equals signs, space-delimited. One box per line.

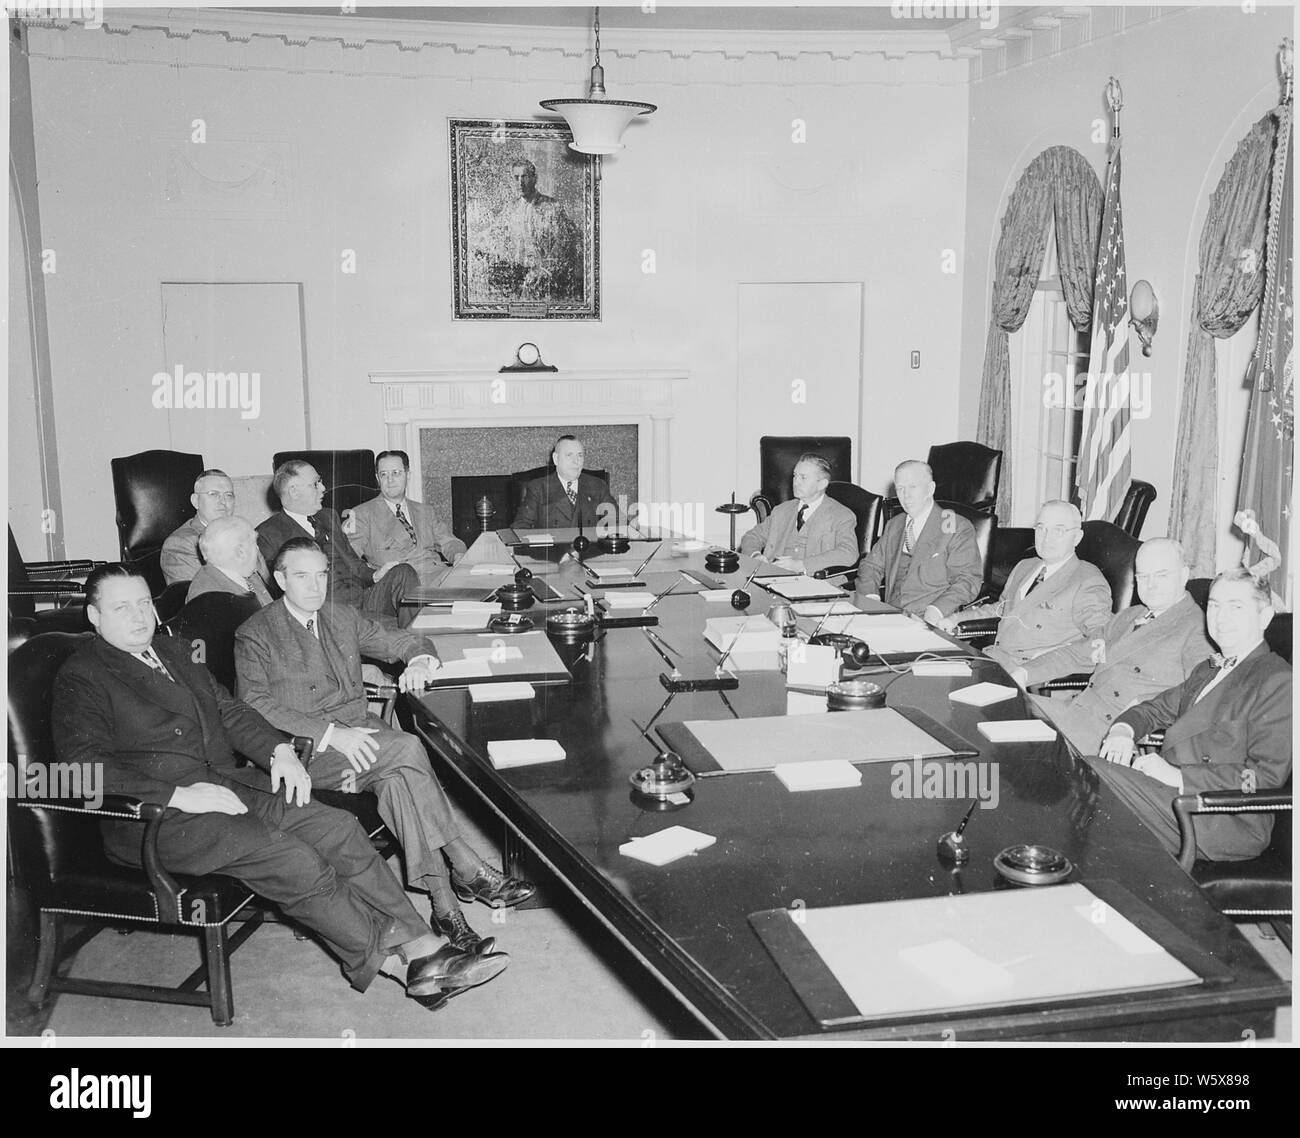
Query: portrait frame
xmin=449 ymin=118 xmax=600 ymax=320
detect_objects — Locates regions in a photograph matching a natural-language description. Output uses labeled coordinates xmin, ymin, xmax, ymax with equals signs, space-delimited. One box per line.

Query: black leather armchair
xmin=271 ymin=449 xmax=378 ymax=515
xmin=7 ymin=631 xmax=315 ymax=1026
xmin=1113 ymin=479 xmax=1158 ymax=538
xmin=808 ymin=482 xmax=883 ymax=582
xmin=111 ymin=449 xmax=206 ymax=595
xmin=8 ymin=526 xmax=100 ymax=646
xmin=748 ymin=436 xmax=852 ymax=521
xmin=926 ymin=441 xmax=1002 ymax=514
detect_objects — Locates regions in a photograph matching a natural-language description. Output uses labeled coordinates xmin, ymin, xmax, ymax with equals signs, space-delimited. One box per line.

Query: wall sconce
xmin=1129 ymin=279 xmax=1159 ymax=356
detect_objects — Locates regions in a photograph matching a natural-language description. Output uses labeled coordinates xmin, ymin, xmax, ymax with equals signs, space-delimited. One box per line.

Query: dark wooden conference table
xmin=403 ymin=536 xmax=1288 ymax=1041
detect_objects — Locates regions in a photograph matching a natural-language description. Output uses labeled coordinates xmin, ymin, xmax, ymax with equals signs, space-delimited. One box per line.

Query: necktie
xmin=141 ymin=647 xmax=174 ymax=682
xmin=565 ymin=481 xmax=577 ymax=506
xmin=796 ymin=504 xmax=808 ymax=532
xmin=1024 ymin=566 xmax=1047 ymax=596
xmin=308 ymin=513 xmax=330 ymax=546
xmin=306 ymin=617 xmax=318 ymax=640
xmin=395 ymin=503 xmax=419 ymax=546
xmin=246 ymin=574 xmax=273 ymax=607
xmin=1133 ymin=609 xmax=1157 ymax=628
xmin=902 ymin=517 xmax=916 ymax=555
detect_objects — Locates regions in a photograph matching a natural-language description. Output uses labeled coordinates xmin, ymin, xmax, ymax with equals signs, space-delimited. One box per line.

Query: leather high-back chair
xmin=110 ymin=449 xmax=206 ymax=594
xmin=451 ymin=474 xmax=514 ymax=546
xmin=753 ymin=436 xmax=852 ymax=514
xmin=7 ymin=631 xmax=267 ymax=1026
xmin=926 ymin=442 xmax=1002 ymax=514
xmin=1113 ymin=479 xmax=1158 ymax=538
xmin=8 ymin=526 xmax=97 ymax=644
xmin=825 ymin=482 xmax=883 ymax=556
xmin=935 ymin=499 xmax=998 ymax=597
xmin=987 ymin=526 xmax=1035 ymax=601
xmin=271 ymin=449 xmax=378 ymax=515
xmin=168 ymin=592 xmax=262 ymax=691
xmin=507 ymin=464 xmax=610 ymax=521
xmin=1076 ymin=520 xmax=1141 ymax=613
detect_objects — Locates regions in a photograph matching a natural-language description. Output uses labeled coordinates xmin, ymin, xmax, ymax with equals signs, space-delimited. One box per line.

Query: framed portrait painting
xmin=449 ymin=118 xmax=600 ymax=320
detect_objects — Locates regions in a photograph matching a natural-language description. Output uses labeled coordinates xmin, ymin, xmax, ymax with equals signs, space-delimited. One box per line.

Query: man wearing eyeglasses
xmin=162 ymin=470 xmax=269 ymax=586
xmin=938 ymin=500 xmax=1110 ymax=671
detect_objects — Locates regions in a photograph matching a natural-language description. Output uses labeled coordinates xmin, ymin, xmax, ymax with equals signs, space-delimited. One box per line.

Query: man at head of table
xmin=510 ymin=435 xmax=619 ymax=531
xmin=737 ymin=453 xmax=860 ymax=577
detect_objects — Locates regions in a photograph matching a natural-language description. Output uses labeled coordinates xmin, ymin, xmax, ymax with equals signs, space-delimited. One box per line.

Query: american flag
xmin=1076 ymin=141 xmax=1132 ymax=521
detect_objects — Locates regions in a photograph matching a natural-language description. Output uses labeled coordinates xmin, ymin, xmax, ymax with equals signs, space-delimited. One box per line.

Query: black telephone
xmin=808 ymin=633 xmax=872 ymax=668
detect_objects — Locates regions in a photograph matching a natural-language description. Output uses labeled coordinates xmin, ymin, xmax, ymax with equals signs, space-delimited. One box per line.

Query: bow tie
xmin=1210 ymin=654 xmax=1238 ymax=670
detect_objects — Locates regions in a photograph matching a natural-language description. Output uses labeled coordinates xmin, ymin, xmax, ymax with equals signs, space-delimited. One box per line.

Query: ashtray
xmin=826 ymin=679 xmax=886 ymax=710
xmin=545 ymin=608 xmax=597 ymax=641
xmin=704 ymin=549 xmax=740 ymax=574
xmin=487 ymin=614 xmax=534 ymax=634
xmin=993 ymin=843 xmax=1073 ymax=886
xmin=597 ymin=535 xmax=631 ymax=554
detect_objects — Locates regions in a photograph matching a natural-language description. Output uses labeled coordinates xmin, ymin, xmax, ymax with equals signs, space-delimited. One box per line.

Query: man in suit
xmin=344 ymin=450 xmax=466 ymax=584
xmin=161 ymin=469 xmax=270 ymax=585
xmin=511 ymin=435 xmax=619 ymax=531
xmin=1095 ymin=569 xmax=1290 ymax=861
xmin=1019 ymin=538 xmax=1214 ymax=753
xmin=739 ymin=454 xmax=860 ymax=576
xmin=54 ymin=564 xmax=508 ymax=1009
xmin=235 ymin=538 xmax=535 ymax=953
xmin=187 ymin=517 xmax=275 ymax=605
xmin=939 ymin=500 xmax=1111 ymax=671
xmin=257 ymin=459 xmax=418 ymax=626
xmin=853 ymin=460 xmax=983 ymax=621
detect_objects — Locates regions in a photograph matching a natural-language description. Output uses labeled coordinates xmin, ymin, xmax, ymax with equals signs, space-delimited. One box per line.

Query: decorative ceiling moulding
xmin=21 ymin=8 xmax=969 ymax=87
xmin=953 ymin=5 xmax=1189 ymax=83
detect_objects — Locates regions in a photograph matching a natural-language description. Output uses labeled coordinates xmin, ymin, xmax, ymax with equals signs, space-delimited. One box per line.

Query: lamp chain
xmin=594 ymin=7 xmax=601 ymax=69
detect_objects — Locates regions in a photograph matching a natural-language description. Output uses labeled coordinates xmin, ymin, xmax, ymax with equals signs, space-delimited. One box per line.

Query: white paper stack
xmin=592 ymin=566 xmax=633 ymax=578
xmin=699 ymin=589 xmax=734 ymax=603
xmin=703 ymin=615 xmax=780 ymax=653
xmin=411 ymin=612 xmax=489 ymax=631
xmin=469 ymin=563 xmax=518 ymax=576
xmin=756 ymin=575 xmax=848 ymax=601
xmin=618 ymin=826 xmax=717 ymax=866
xmin=911 ymin=660 xmax=973 ymax=677
xmin=785 ymin=643 xmax=840 ymax=689
xmin=949 ymin=682 xmax=1019 ymax=706
xmin=977 ymin=719 xmax=1058 ymax=742
xmin=469 ymin=682 xmax=535 ymax=703
xmin=792 ymin=601 xmax=862 ymax=617
xmin=524 ymin=533 xmax=554 ymax=545
xmin=451 ymin=600 xmax=502 ymax=615
xmin=773 ymin=760 xmax=862 ymax=791
xmin=486 ymin=738 xmax=566 ymax=769
xmin=602 ymin=591 xmax=657 ymax=609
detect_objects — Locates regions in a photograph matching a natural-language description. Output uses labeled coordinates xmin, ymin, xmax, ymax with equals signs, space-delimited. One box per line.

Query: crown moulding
xmin=18 ymin=5 xmax=1187 ymax=85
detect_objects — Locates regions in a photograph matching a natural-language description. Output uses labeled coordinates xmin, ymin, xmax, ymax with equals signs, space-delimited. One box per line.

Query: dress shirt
xmin=1021 ymin=557 xmax=1070 ymax=598
xmin=284 ymin=509 xmax=317 ymax=536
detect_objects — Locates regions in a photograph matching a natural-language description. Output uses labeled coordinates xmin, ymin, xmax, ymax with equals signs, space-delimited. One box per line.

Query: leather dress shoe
xmin=405 ymin=944 xmax=509 ymax=999
xmin=452 ymin=863 xmax=536 ymax=909
xmin=432 ymin=908 xmax=497 ymax=955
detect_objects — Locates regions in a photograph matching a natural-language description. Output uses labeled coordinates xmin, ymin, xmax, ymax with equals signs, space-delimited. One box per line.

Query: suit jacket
xmin=511 ymin=472 xmax=618 ymax=530
xmin=52 ymin=635 xmax=285 ymax=865
xmin=738 ymin=496 xmax=860 ymax=575
xmin=853 ymin=506 xmax=983 ymax=616
xmin=1025 ymin=593 xmax=1213 ymax=725
xmin=965 ymin=555 xmax=1112 ymax=666
xmin=1114 ymin=642 xmax=1291 ymax=858
xmin=186 ymin=562 xmax=274 ymax=605
xmin=347 ymin=494 xmax=467 ymax=581
xmin=234 ymin=598 xmax=437 ymax=748
xmin=163 ymin=516 xmax=269 ymax=586
xmin=257 ymin=508 xmax=373 ymax=607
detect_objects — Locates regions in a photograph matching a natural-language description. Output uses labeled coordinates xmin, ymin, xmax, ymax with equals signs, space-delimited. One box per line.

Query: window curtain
xmin=1168 ymin=113 xmax=1278 ymax=575
xmin=976 ymin=147 xmax=1104 ymax=520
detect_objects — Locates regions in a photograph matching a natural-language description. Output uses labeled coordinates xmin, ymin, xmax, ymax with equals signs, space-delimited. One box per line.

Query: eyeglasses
xmin=1033 ymin=523 xmax=1079 ymax=539
xmin=198 ymin=491 xmax=236 ymax=502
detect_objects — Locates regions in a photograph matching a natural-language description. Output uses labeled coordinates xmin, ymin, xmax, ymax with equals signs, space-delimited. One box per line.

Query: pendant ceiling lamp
xmin=540 ymin=7 xmax=656 ymax=156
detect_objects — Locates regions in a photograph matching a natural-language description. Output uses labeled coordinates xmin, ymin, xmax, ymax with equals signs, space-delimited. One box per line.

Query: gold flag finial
xmin=1105 ymin=76 xmax=1124 ymax=137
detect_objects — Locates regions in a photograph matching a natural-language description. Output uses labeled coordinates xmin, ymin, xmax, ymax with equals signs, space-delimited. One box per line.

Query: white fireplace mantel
xmin=369 ymin=368 xmax=688 ymax=506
